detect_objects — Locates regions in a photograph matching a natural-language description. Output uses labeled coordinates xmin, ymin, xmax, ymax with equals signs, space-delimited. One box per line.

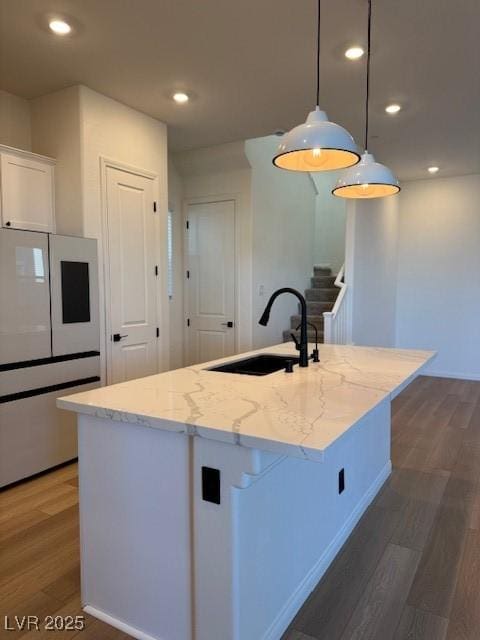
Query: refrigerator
xmin=0 ymin=228 xmax=101 ymax=487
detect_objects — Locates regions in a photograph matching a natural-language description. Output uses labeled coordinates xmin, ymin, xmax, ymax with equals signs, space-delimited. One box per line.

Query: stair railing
xmin=323 ymin=265 xmax=350 ymax=344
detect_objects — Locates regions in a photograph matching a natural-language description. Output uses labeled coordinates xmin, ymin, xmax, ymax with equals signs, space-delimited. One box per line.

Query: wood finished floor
xmin=284 ymin=375 xmax=480 ymax=640
xmin=0 ymin=376 xmax=479 ymax=639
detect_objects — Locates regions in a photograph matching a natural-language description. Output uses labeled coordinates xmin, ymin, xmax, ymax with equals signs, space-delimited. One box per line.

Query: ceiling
xmin=1 ymin=0 xmax=479 ymax=181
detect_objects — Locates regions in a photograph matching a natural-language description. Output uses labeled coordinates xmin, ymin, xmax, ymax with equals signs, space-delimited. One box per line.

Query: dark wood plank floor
xmin=284 ymin=375 xmax=480 ymax=640
xmin=0 ymin=376 xmax=479 ymax=639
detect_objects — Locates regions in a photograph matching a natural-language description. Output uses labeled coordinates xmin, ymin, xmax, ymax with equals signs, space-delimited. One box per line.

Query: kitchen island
xmin=58 ymin=343 xmax=434 ymax=640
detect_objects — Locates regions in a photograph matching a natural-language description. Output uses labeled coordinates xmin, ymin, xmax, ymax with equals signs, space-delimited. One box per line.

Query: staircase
xmin=282 ymin=267 xmax=339 ymax=345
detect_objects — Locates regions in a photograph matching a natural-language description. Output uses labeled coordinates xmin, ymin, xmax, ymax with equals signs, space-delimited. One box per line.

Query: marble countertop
xmin=57 ymin=343 xmax=435 ymax=461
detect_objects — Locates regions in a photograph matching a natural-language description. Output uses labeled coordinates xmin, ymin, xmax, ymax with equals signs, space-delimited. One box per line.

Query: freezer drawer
xmin=0 ymin=228 xmax=51 ymax=365
xmin=0 ymin=380 xmax=100 ymax=488
xmin=0 ymin=354 xmax=100 ymax=487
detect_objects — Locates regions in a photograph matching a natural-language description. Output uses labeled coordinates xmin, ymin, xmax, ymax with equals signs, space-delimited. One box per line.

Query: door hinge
xmin=186 ymin=270 xmax=190 ymax=279
xmin=156 ymin=327 xmax=160 ymax=338
xmin=186 ymin=220 xmax=189 ymax=230
xmin=153 ymin=201 xmax=157 ymax=212
xmin=154 ymin=265 xmax=158 ymax=276
xmin=187 ymin=318 xmax=190 ymax=327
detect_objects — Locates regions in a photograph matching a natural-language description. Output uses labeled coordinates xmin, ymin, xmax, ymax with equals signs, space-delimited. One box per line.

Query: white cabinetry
xmin=0 ymin=145 xmax=56 ymax=233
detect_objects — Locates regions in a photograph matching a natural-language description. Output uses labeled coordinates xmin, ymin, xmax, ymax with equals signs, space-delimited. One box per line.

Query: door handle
xmin=112 ymin=333 xmax=128 ymax=342
xmin=221 ymin=321 xmax=234 ymax=328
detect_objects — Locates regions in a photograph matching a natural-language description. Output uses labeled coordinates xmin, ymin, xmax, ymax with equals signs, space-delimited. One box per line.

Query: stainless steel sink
xmin=208 ymin=354 xmax=299 ymax=376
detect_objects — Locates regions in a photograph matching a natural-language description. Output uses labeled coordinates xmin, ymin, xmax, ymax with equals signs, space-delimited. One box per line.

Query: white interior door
xmin=106 ymin=166 xmax=158 ymax=384
xmin=186 ymin=200 xmax=235 ymax=365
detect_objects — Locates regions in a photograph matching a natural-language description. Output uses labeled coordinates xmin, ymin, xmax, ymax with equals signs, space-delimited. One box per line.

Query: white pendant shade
xmin=273 ymin=107 xmax=360 ymax=172
xmin=332 ymin=151 xmax=400 ymax=198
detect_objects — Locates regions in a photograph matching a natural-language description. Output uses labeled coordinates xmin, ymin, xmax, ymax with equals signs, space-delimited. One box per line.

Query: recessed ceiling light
xmin=385 ymin=104 xmax=401 ymax=114
xmin=345 ymin=46 xmax=364 ymax=60
xmin=49 ymin=19 xmax=72 ymax=35
xmin=173 ymin=92 xmax=189 ymax=104
xmin=428 ymin=166 xmax=439 ymax=174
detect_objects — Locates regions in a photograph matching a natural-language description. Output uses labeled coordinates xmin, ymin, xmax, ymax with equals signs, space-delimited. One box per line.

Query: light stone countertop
xmin=57 ymin=343 xmax=435 ymax=461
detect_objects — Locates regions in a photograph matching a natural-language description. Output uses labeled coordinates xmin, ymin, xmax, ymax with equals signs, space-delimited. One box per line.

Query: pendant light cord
xmin=365 ymin=0 xmax=372 ymax=152
xmin=316 ymin=0 xmax=321 ymax=107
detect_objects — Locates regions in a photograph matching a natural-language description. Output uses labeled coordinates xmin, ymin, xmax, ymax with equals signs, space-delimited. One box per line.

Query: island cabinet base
xmin=77 ymin=398 xmax=391 ymax=640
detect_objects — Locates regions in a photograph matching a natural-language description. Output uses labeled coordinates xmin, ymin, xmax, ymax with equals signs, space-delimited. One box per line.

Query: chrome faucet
xmin=259 ymin=288 xmax=309 ymax=367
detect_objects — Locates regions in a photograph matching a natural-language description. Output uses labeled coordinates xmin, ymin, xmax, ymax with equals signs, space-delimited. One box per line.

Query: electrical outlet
xmin=202 ymin=466 xmax=221 ymax=504
xmin=338 ymin=468 xmax=345 ymax=494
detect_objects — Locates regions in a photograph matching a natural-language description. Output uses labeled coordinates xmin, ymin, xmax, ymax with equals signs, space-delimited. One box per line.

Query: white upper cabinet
xmin=0 ymin=145 xmax=56 ymax=233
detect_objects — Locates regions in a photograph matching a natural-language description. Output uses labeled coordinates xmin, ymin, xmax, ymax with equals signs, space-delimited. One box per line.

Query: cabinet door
xmin=1 ymin=151 xmax=55 ymax=233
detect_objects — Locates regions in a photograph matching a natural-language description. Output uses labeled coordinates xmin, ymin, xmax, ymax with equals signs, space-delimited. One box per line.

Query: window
xmin=167 ymin=209 xmax=174 ymax=299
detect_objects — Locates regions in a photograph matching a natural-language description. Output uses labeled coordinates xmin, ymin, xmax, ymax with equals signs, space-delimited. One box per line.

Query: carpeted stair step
xmin=301 ymin=298 xmax=335 ymax=313
xmin=299 ymin=302 xmax=336 ymax=315
xmin=291 ymin=314 xmax=324 ymax=330
xmin=305 ymin=288 xmax=338 ymax=302
xmin=282 ymin=266 xmax=337 ymax=346
xmin=313 ymin=266 xmax=332 ymax=277
xmin=306 ymin=301 xmax=336 ymax=315
xmin=311 ymin=275 xmax=336 ymax=288
xmin=283 ymin=329 xmax=324 ymax=344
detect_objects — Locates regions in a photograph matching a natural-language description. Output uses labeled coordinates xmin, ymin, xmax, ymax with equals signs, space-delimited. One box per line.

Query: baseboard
xmin=83 ymin=605 xmax=161 ymax=640
xmin=425 ymin=369 xmax=480 ymax=382
xmin=262 ymin=460 xmax=392 ymax=640
xmin=0 ymin=458 xmax=78 ymax=492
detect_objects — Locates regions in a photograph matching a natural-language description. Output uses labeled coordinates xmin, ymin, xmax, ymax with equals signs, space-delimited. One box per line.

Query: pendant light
xmin=273 ymin=0 xmax=360 ymax=172
xmin=333 ymin=0 xmax=400 ymax=198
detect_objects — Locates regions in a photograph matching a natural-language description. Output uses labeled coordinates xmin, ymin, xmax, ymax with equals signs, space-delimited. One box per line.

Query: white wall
xmin=310 ymin=172 xmax=346 ymax=274
xmin=175 ymin=141 xmax=253 ymax=354
xmin=346 ymin=197 xmax=399 ymax=347
xmin=28 ymin=83 xmax=177 ymax=381
xmin=168 ymin=158 xmax=185 ymax=370
xmin=30 ymin=86 xmax=83 ymax=236
xmin=174 ymin=137 xmax=318 ymax=355
xmin=396 ymin=174 xmax=480 ymax=379
xmin=79 ymin=86 xmax=169 ymax=380
xmin=0 ymin=89 xmax=31 ymax=150
xmin=28 ymin=85 xmax=170 ymax=379
xmin=245 ymin=136 xmax=316 ymax=348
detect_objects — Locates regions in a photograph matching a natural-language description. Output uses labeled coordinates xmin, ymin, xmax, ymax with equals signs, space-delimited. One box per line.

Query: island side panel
xmin=193 ymin=398 xmax=391 ymax=640
xmin=192 ymin=439 xmax=283 ymax=640
xmin=77 ymin=415 xmax=192 ymax=640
